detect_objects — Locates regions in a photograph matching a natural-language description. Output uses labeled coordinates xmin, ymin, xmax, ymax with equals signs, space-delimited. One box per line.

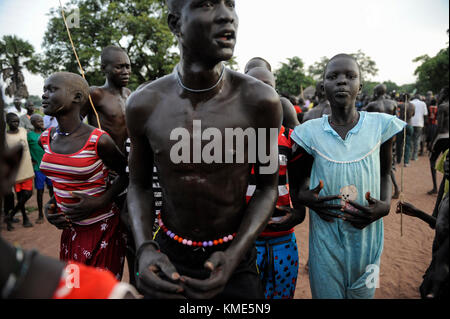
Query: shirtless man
xmin=428 ymin=87 xmax=449 ymax=194
xmin=81 ymin=45 xmax=131 ymax=153
xmin=396 ymin=94 xmax=415 ymax=167
xmin=363 ymin=84 xmax=397 ymax=115
xmin=363 ymin=84 xmax=400 ymax=197
xmin=302 ymin=81 xmax=331 ymax=123
xmin=126 ymin=0 xmax=281 ymax=299
xmin=244 ymin=58 xmax=299 ymax=130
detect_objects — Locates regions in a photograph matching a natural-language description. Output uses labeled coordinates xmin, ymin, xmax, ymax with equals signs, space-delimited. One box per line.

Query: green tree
xmin=37 ymin=0 xmax=179 ymax=90
xmin=413 ymin=46 xmax=449 ymax=94
xmin=307 ymin=50 xmax=379 ymax=83
xmin=0 ymin=35 xmax=39 ymax=99
xmin=274 ymin=56 xmax=314 ymax=97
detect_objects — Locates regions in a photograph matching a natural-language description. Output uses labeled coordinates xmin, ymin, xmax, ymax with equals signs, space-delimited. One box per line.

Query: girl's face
xmin=323 ymin=57 xmax=362 ymax=108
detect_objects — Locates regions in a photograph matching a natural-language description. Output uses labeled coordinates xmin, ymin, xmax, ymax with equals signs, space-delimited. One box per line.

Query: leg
xmin=18 ymin=190 xmax=33 ymax=227
xmin=395 ymin=131 xmax=404 ymax=165
xmin=36 ymin=189 xmax=45 ymax=223
xmin=391 ymin=169 xmax=400 ymax=199
xmin=404 ymin=125 xmax=414 ymax=165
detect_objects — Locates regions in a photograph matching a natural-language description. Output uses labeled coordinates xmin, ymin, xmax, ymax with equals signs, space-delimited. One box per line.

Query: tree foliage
xmin=36 ymin=0 xmax=179 ymax=90
xmin=0 ymin=35 xmax=38 ymax=99
xmin=274 ymin=56 xmax=314 ymax=97
xmin=307 ymin=50 xmax=379 ymax=82
xmin=413 ymin=46 xmax=449 ymax=94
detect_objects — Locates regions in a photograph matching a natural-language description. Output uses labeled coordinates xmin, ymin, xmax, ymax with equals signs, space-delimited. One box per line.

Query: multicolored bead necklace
xmin=157 ymin=214 xmax=236 ymax=247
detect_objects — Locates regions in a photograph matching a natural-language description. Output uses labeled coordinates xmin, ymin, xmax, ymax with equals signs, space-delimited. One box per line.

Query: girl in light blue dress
xmin=289 ymin=54 xmax=406 ymax=298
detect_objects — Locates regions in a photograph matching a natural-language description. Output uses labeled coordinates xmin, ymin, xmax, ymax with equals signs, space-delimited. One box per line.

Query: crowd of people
xmin=1 ymin=0 xmax=448 ymax=300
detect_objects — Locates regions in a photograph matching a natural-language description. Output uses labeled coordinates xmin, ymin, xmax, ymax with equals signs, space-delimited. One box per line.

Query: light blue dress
xmin=291 ymin=111 xmax=406 ymax=299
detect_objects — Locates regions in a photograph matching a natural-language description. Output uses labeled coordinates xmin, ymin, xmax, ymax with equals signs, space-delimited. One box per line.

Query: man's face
xmin=25 ymin=102 xmax=35 ymax=115
xmin=7 ymin=116 xmax=20 ymax=131
xmin=13 ymin=98 xmax=21 ymax=108
xmin=42 ymin=75 xmax=72 ymax=116
xmin=178 ymin=0 xmax=238 ymax=63
xmin=104 ymin=51 xmax=131 ymax=87
xmin=323 ymin=57 xmax=361 ymax=108
xmin=31 ymin=117 xmax=44 ymax=131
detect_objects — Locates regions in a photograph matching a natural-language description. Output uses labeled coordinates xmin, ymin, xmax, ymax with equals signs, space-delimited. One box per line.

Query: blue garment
xmin=291 ymin=111 xmax=406 ymax=299
xmin=256 ymin=233 xmax=299 ymax=299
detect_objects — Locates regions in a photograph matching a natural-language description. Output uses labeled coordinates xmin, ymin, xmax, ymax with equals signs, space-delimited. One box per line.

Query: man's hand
xmin=266 ymin=205 xmax=305 ymax=231
xmin=61 ymin=192 xmax=105 ymax=222
xmin=297 ymin=180 xmax=343 ymax=222
xmin=136 ymin=247 xmax=185 ymax=299
xmin=395 ymin=201 xmax=418 ymax=217
xmin=340 ymin=192 xmax=390 ymax=229
xmin=180 ymin=251 xmax=232 ymax=299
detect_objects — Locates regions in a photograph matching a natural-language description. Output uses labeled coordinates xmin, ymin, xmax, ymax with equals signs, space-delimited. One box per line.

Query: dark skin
xmin=302 ymin=81 xmax=331 ymax=123
xmin=363 ymin=84 xmax=400 ymax=198
xmin=6 ymin=114 xmax=33 ymax=227
xmin=428 ymin=91 xmax=449 ymax=193
xmin=244 ymin=60 xmax=298 ymax=130
xmin=30 ymin=114 xmax=54 ymax=223
xmin=80 ymin=50 xmax=131 ymax=153
xmin=0 ymin=90 xmax=64 ymax=298
xmin=12 ymin=98 xmax=22 ymax=113
xmin=25 ymin=101 xmax=34 ymax=116
xmin=363 ymin=84 xmax=397 ymax=115
xmin=246 ymin=67 xmax=305 ymax=230
xmin=291 ymin=57 xmax=394 ymax=229
xmin=40 ymin=73 xmax=128 ymax=229
xmin=396 ymin=153 xmax=449 ymax=298
xmin=126 ymin=0 xmax=281 ymax=299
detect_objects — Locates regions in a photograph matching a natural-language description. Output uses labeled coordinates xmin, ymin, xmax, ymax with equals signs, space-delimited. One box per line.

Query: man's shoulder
xmin=229 ymin=71 xmax=279 ymax=109
xmin=126 ymin=74 xmax=175 ymax=113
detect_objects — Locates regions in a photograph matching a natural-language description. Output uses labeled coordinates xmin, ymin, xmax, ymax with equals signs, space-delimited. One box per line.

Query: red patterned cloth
xmin=60 ymin=214 xmax=126 ymax=280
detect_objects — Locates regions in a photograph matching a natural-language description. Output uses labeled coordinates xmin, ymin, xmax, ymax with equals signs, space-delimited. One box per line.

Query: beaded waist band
xmin=157 ymin=214 xmax=236 ymax=247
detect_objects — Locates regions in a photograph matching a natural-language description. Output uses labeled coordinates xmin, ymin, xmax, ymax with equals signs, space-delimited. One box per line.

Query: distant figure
xmin=5 ymin=97 xmax=27 ymax=117
xmin=363 ymin=84 xmax=397 ymax=115
xmin=410 ymin=94 xmax=428 ymax=161
xmin=19 ymin=100 xmax=35 ymax=131
xmin=428 ymin=87 xmax=449 ymax=194
xmin=302 ymin=81 xmax=331 ymax=123
xmin=396 ymin=94 xmax=416 ymax=167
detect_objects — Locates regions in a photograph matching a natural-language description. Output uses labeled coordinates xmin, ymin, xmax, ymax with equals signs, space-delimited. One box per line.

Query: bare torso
xmin=365 ymin=97 xmax=397 ymax=115
xmin=128 ymin=70 xmax=280 ymax=241
xmin=86 ymin=87 xmax=131 ymax=152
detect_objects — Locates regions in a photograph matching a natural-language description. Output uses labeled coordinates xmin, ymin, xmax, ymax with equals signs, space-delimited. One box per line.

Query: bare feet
xmin=35 ymin=217 xmax=45 ymax=224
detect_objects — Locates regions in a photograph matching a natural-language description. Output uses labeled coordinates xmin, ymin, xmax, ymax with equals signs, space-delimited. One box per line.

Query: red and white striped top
xmin=246 ymin=126 xmax=303 ymax=237
xmin=39 ymin=128 xmax=117 ymax=225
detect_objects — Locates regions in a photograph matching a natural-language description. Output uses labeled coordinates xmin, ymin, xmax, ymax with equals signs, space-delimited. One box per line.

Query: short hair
xmin=6 ymin=112 xmax=19 ymax=122
xmin=374 ymin=84 xmax=387 ymax=96
xmin=324 ymin=53 xmax=362 ymax=81
xmin=30 ymin=113 xmax=43 ymax=124
xmin=245 ymin=57 xmax=272 ymax=73
xmin=50 ymin=72 xmax=90 ymax=105
xmin=166 ymin=0 xmax=185 ymax=15
xmin=101 ymin=45 xmax=127 ymax=66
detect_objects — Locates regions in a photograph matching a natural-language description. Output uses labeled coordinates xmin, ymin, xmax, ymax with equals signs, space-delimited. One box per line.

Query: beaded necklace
xmin=157 ymin=214 xmax=235 ymax=247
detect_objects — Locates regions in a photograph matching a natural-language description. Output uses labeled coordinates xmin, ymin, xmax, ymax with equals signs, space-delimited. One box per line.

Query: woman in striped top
xmin=39 ymin=72 xmax=128 ymax=279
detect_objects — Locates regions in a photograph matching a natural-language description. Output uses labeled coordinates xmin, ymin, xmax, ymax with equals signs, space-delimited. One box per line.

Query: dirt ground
xmin=2 ymin=154 xmax=443 ymax=299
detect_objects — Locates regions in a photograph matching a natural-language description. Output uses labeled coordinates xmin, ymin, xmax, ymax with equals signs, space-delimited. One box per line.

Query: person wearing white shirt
xmin=4 ymin=97 xmax=27 ymax=118
xmin=410 ymin=95 xmax=428 ymax=161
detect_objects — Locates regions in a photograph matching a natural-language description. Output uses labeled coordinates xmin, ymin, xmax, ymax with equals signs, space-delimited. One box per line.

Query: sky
xmin=0 ymin=0 xmax=449 ymax=102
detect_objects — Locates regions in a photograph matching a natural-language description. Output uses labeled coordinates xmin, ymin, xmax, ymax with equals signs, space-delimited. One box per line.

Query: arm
xmin=341 ymin=138 xmax=394 ymax=229
xmin=395 ymin=201 xmax=436 ymax=229
xmin=125 ymin=90 xmax=184 ymax=299
xmin=280 ymin=97 xmax=300 ymax=129
xmin=180 ymin=85 xmax=282 ymax=298
xmin=266 ymin=153 xmax=306 ymax=231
